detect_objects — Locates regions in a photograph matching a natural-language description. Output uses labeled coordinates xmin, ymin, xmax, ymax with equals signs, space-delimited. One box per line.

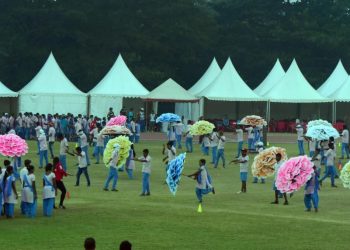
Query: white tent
xmin=19 ymin=52 xmax=87 ymax=115
xmin=330 ymin=75 xmax=350 ymax=101
xmin=0 ymin=81 xmax=18 ymax=114
xmin=89 ymin=54 xmax=149 ymax=117
xmin=254 ymin=59 xmax=285 ymax=96
xmin=175 ymin=58 xmax=221 ymax=120
xmin=317 ymin=60 xmax=348 ymax=97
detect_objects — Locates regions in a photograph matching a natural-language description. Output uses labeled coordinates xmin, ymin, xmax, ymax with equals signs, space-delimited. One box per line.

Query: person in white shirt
xmin=78 ymin=130 xmax=90 ymax=165
xmin=58 ymin=133 xmax=69 ymax=171
xmin=231 ymin=148 xmax=249 ymax=193
xmin=149 ymin=111 xmax=156 ymax=132
xmin=311 ymin=148 xmax=322 ymax=174
xmin=68 ymin=147 xmax=91 ymax=187
xmin=35 ymin=123 xmax=42 ymax=154
xmin=210 ymin=129 xmax=219 ymax=164
xmin=135 ymin=149 xmax=152 ymax=196
xmin=42 ymin=164 xmax=57 ymax=217
xmin=341 ymin=125 xmax=349 ymax=159
xmin=296 ymin=124 xmax=305 ymax=155
xmin=22 ymin=165 xmax=37 ymax=218
xmin=95 ymin=129 xmax=105 ymax=164
xmin=163 ymin=142 xmax=176 ymax=173
xmin=214 ymin=131 xmax=226 ymax=168
xmin=19 ymin=159 xmax=31 ymax=214
xmin=235 ymin=126 xmax=244 ymax=158
xmin=305 ymin=137 xmax=316 ymax=157
xmin=271 ymin=153 xmax=288 ymax=205
xmin=90 ymin=126 xmax=99 ymax=156
xmin=103 ymin=144 xmax=120 ymax=191
xmin=245 ymin=126 xmax=254 ymax=151
xmin=38 ymin=129 xmax=48 ymax=168
xmin=202 ymin=134 xmax=210 ymax=156
xmin=167 ymin=123 xmax=176 ymax=147
xmin=174 ymin=121 xmax=184 ymax=149
xmin=319 ymin=143 xmax=337 ymax=187
xmin=125 ymin=144 xmax=136 ymax=179
xmin=184 ymin=121 xmax=193 ymax=153
xmin=48 ymin=123 xmax=56 ymax=159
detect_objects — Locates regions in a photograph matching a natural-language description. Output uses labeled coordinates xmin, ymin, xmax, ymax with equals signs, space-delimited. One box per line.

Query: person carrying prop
xmin=125 ymin=144 xmax=136 ymax=180
xmin=103 ymin=144 xmax=120 ymax=191
xmin=230 ymin=148 xmax=249 ymax=193
xmin=67 ymin=147 xmax=91 ymax=187
xmin=187 ymin=159 xmax=215 ymax=212
xmin=271 ymin=153 xmax=288 ymax=205
xmin=3 ymin=166 xmax=18 ymax=218
xmin=304 ymin=166 xmax=319 ymax=212
xmin=252 ymin=142 xmax=266 ymax=184
xmin=319 ymin=142 xmax=337 ymax=188
xmin=214 ymin=131 xmax=226 ymax=168
xmin=162 ymin=141 xmax=176 ymax=173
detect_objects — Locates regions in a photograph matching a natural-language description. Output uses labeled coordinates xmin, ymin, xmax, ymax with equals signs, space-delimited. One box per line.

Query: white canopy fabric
xmin=19 ymin=52 xmax=87 ymax=114
xmin=89 ymin=54 xmax=149 ymax=117
xmin=197 ymin=58 xmax=262 ymax=101
xmin=143 ymin=78 xmax=199 ymax=102
xmin=254 ymin=59 xmax=285 ymax=96
xmin=330 ymin=75 xmax=350 ymax=102
xmin=0 ymin=81 xmax=17 ymax=97
xmin=317 ymin=60 xmax=348 ymax=97
xmin=263 ymin=59 xmax=331 ymax=103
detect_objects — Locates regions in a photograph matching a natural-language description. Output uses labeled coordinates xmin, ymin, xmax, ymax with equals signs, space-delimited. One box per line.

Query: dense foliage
xmin=0 ymin=0 xmax=349 ymax=92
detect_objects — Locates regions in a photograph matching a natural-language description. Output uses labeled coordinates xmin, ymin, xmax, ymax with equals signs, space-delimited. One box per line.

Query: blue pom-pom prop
xmin=156 ymin=113 xmax=181 ymax=123
xmin=166 ymin=153 xmax=186 ymax=195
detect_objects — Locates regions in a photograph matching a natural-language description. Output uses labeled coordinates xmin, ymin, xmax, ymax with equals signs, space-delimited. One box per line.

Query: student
xmin=35 ymin=122 xmax=42 ymax=154
xmin=53 ymin=157 xmax=69 ymax=209
xmin=103 ymin=144 xmax=120 ymax=191
xmin=19 ymin=159 xmax=31 ymax=214
xmin=214 ymin=131 xmax=226 ymax=168
xmin=319 ymin=143 xmax=337 ymax=187
xmin=253 ymin=142 xmax=266 ymax=184
xmin=341 ymin=125 xmax=349 ymax=159
xmin=57 ymin=133 xmax=69 ymax=171
xmin=78 ymin=130 xmax=90 ymax=165
xmin=210 ymin=129 xmax=219 ymax=164
xmin=245 ymin=126 xmax=254 ymax=152
xmin=38 ymin=129 xmax=49 ymax=168
xmin=184 ymin=120 xmax=193 ymax=153
xmin=304 ymin=166 xmax=319 ymax=212
xmin=163 ymin=141 xmax=176 ymax=172
xmin=68 ymin=147 xmax=91 ymax=187
xmin=174 ymin=121 xmax=184 ymax=149
xmin=135 ymin=149 xmax=152 ymax=196
xmin=231 ymin=148 xmax=249 ymax=193
xmin=305 ymin=137 xmax=316 ymax=157
xmin=235 ymin=126 xmax=244 ymax=158
xmin=296 ymin=124 xmax=305 ymax=155
xmin=125 ymin=144 xmax=136 ymax=179
xmin=3 ymin=166 xmax=18 ymax=218
xmin=42 ymin=163 xmax=57 ymax=217
xmin=84 ymin=237 xmax=96 ymax=250
xmin=202 ymin=134 xmax=210 ymax=156
xmin=94 ymin=129 xmax=105 ymax=164
xmin=187 ymin=159 xmax=215 ymax=204
xmin=48 ymin=122 xmax=56 ymax=159
xmin=107 ymin=107 xmax=115 ymax=120
xmin=311 ymin=148 xmax=322 ymax=174
xmin=271 ymin=153 xmax=288 ymax=205
xmin=135 ymin=121 xmax=141 ymax=143
xmin=167 ymin=123 xmax=176 ymax=147
xmin=149 ymin=110 xmax=156 ymax=132
xmin=22 ymin=165 xmax=37 ymax=218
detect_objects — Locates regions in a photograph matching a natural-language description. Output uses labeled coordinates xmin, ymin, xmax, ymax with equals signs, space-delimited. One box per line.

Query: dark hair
xmin=200 ymin=159 xmax=206 ymax=165
xmin=24 ymin=159 xmax=31 ymax=166
xmin=84 ymin=237 xmax=96 ymax=250
xmin=27 ymin=165 xmax=34 ymax=172
xmin=120 ymin=240 xmax=132 ymax=250
xmin=328 ymin=143 xmax=334 ymax=149
xmin=57 ymin=132 xmax=63 ymax=139
xmin=130 ymin=144 xmax=136 ymax=158
xmin=45 ymin=163 xmax=53 ymax=172
xmin=53 ymin=157 xmax=60 ymax=166
xmin=3 ymin=166 xmax=14 ymax=188
xmin=4 ymin=160 xmax=11 ymax=166
xmin=76 ymin=146 xmax=82 ymax=152
xmin=276 ymin=153 xmax=282 ymax=158
xmin=143 ymin=149 xmax=149 ymax=154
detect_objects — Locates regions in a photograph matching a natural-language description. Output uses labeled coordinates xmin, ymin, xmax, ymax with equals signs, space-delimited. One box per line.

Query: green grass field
xmin=1 ymin=139 xmax=350 ymax=250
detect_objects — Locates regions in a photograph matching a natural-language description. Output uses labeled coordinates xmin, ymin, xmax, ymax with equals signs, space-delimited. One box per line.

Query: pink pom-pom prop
xmin=275 ymin=156 xmax=314 ymax=194
xmin=106 ymin=115 xmax=127 ymax=126
xmin=0 ymin=134 xmax=28 ymax=157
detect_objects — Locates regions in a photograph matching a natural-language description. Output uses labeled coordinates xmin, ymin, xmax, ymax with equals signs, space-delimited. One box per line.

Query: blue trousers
xmin=104 ymin=167 xmax=118 ymax=190
xmin=5 ymin=203 xmax=15 ymax=218
xmin=253 ymin=176 xmax=265 ymax=183
xmin=211 ymin=146 xmax=217 ymax=163
xmin=48 ymin=142 xmax=54 ymax=158
xmin=94 ymin=146 xmax=104 ymax=163
xmin=237 ymin=141 xmax=243 ymax=157
xmin=298 ymin=140 xmax=305 ymax=155
xmin=0 ymin=195 xmax=2 ymax=217
xmin=126 ymin=169 xmax=134 ymax=179
xmin=320 ymin=165 xmax=335 ymax=186
xmin=43 ymin=198 xmax=54 ymax=217
xmin=142 ymin=172 xmax=150 ymax=194
xmin=202 ymin=145 xmax=209 ymax=155
xmin=129 ymin=135 xmax=135 ymax=143
xmin=76 ymin=167 xmax=91 ymax=186
xmin=25 ymin=128 xmax=30 ymax=140
xmin=39 ymin=150 xmax=49 ymax=168
xmin=215 ymin=148 xmax=225 ymax=168
xmin=342 ymin=143 xmax=349 ymax=158
xmin=309 ymin=151 xmax=314 ymax=157
xmin=82 ymin=146 xmax=90 ymax=165
xmin=185 ymin=137 xmax=193 ymax=152
xmin=248 ymin=139 xmax=254 ymax=150
xmin=176 ymin=134 xmax=182 ymax=149
xmin=59 ymin=155 xmax=67 ymax=171
xmin=304 ymin=192 xmax=318 ymax=209
xmin=195 ymin=187 xmax=212 ymax=202
xmin=135 ymin=135 xmax=140 ymax=143
xmin=24 ymin=200 xmax=37 ymax=218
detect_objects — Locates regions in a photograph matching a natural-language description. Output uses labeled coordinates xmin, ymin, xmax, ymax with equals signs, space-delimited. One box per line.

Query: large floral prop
xmin=275 ymin=156 xmax=314 ymax=194
xmin=306 ymin=119 xmax=339 ymax=140
xmin=103 ymin=136 xmax=132 ymax=168
xmin=0 ymin=134 xmax=28 ymax=157
xmin=106 ymin=115 xmax=127 ymax=126
xmin=340 ymin=161 xmax=350 ymax=189
xmin=156 ymin=113 xmax=181 ymax=123
xmin=306 ymin=119 xmax=332 ymax=129
xmin=100 ymin=125 xmax=131 ymax=136
xmin=166 ymin=153 xmax=186 ymax=195
xmin=189 ymin=120 xmax=215 ymax=136
xmin=251 ymin=147 xmax=287 ymax=177
xmin=239 ymin=115 xmax=267 ymax=126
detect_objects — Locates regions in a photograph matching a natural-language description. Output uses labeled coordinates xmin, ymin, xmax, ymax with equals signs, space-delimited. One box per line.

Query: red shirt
xmin=54 ymin=163 xmax=67 ymax=182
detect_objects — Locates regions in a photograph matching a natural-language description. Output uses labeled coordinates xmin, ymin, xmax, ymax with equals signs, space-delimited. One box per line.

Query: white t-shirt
xmin=313 ymin=154 xmax=321 ymax=170
xmin=139 ymin=155 xmax=152 ymax=173
xmin=35 ymin=126 xmax=42 ymax=138
xmin=236 ymin=129 xmax=243 ymax=142
xmin=167 ymin=146 xmax=176 ymax=162
xmin=20 ymin=167 xmax=29 ymax=184
xmin=174 ymin=124 xmax=184 ymax=135
xmin=203 ymin=136 xmax=210 ymax=147
xmin=43 ymin=172 xmax=55 ymax=199
xmin=210 ymin=132 xmax=219 ymax=147
xmin=296 ymin=127 xmax=304 ymax=140
xmin=150 ymin=114 xmax=156 ymax=122
xmin=78 ymin=152 xmax=87 ymax=168
xmin=38 ymin=134 xmax=48 ymax=151
xmin=90 ymin=128 xmax=99 ymax=143
xmin=217 ymin=136 xmax=226 ymax=149
xmin=197 ymin=165 xmax=211 ymax=189
xmin=4 ymin=175 xmax=17 ymax=204
xmin=75 ymin=122 xmax=82 ymax=134
xmin=16 ymin=116 xmax=23 ymax=127
xmin=48 ymin=127 xmax=56 ymax=142
xmin=168 ymin=127 xmax=176 ymax=141
xmin=110 ymin=150 xmax=119 ymax=168
xmin=60 ymin=138 xmax=69 ymax=155
xmin=274 ymin=161 xmax=284 ymax=181
xmin=245 ymin=127 xmax=254 ymax=139
xmin=79 ymin=133 xmax=88 ymax=148
xmin=22 ymin=173 xmax=35 ymax=203
xmin=186 ymin=125 xmax=193 ymax=138
xmin=342 ymin=129 xmax=349 ymax=143
xmin=97 ymin=133 xmax=105 ymax=147
xmin=309 ymin=140 xmax=316 ymax=152
xmin=239 ymin=155 xmax=249 ymax=172
xmin=325 ymin=149 xmax=336 ymax=166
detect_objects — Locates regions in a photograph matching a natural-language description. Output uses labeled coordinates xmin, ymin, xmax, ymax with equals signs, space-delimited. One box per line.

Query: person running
xmin=68 ymin=147 xmax=91 ymax=187
xmin=162 ymin=141 xmax=176 ymax=172
xmin=319 ymin=143 xmax=337 ymax=188
xmin=53 ymin=157 xmax=70 ymax=209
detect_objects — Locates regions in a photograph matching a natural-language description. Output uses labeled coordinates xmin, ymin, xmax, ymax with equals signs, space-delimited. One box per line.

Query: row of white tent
xmin=0 ymin=52 xmax=349 ymax=120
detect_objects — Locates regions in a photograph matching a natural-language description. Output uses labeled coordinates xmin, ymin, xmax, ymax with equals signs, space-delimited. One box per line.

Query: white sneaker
xmin=236 ymin=191 xmax=242 ymax=194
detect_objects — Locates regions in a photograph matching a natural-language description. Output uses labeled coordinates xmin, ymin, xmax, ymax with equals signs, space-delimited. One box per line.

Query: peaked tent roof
xmin=254 ymin=59 xmax=285 ymax=96
xmin=89 ymin=54 xmax=149 ymax=97
xmin=330 ymin=75 xmax=350 ymax=102
xmin=188 ymin=58 xmax=221 ymax=96
xmin=263 ymin=59 xmax=331 ymax=103
xmin=197 ymin=58 xmax=262 ymax=101
xmin=19 ymin=52 xmax=85 ymax=95
xmin=317 ymin=60 xmax=348 ymax=97
xmin=143 ymin=78 xmax=199 ymax=102
xmin=0 ymin=81 xmax=18 ymax=97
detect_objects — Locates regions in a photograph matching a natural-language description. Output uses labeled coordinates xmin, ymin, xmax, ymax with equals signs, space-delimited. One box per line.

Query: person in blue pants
xmin=135 ymin=149 xmax=152 ymax=196
xmin=340 ymin=125 xmax=349 ymax=159
xmin=296 ymin=124 xmax=305 ymax=155
xmin=210 ymin=130 xmax=218 ymax=164
xmin=304 ymin=166 xmax=319 ymax=212
xmin=214 ymin=131 xmax=226 ymax=168
xmin=103 ymin=144 xmax=120 ymax=191
xmin=42 ymin=164 xmax=57 ymax=217
xmin=319 ymin=143 xmax=337 ymax=187
xmin=184 ymin=121 xmax=193 ymax=153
